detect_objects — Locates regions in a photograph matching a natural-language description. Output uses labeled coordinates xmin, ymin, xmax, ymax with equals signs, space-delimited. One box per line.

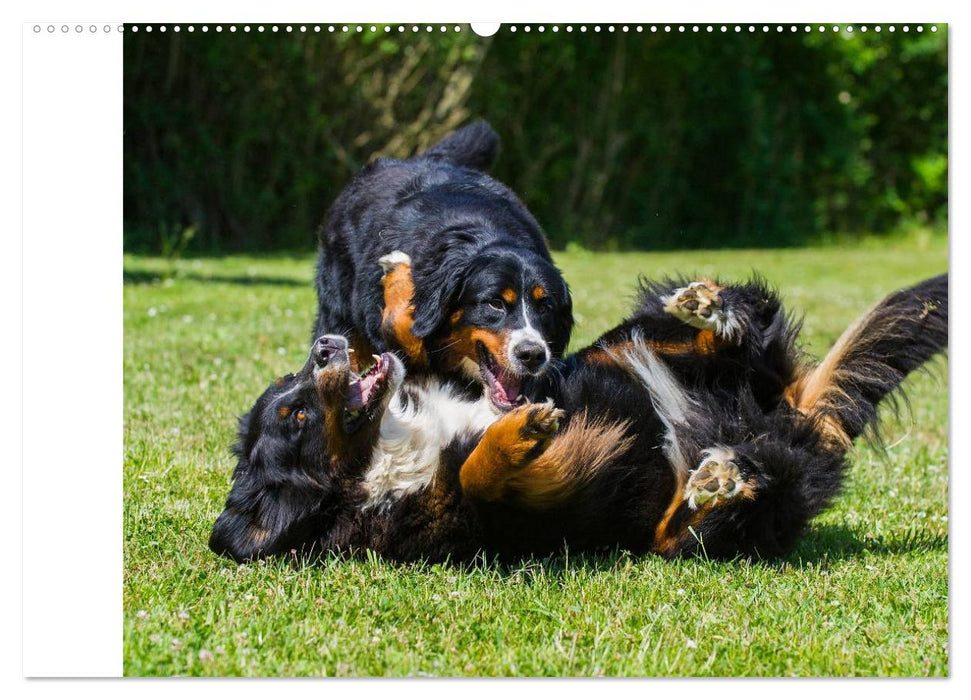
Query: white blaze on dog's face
xmin=506 ymin=297 xmax=552 ymax=376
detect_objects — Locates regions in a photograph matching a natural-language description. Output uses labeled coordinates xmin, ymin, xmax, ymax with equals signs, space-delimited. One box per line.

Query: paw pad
xmin=663 ymin=282 xmax=724 ymax=327
xmin=685 ymin=447 xmax=750 ymax=509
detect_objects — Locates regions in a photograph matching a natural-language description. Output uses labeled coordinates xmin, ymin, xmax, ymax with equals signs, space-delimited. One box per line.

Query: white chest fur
xmin=360 ymin=380 xmax=499 ymax=509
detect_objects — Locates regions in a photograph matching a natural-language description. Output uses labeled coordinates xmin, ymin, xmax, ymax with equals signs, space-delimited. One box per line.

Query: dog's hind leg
xmin=652 ymin=429 xmax=846 ymax=560
xmin=682 ymin=446 xmax=757 ymax=510
xmin=378 ymin=251 xmax=428 ymax=367
xmin=652 ymin=445 xmax=758 ymax=558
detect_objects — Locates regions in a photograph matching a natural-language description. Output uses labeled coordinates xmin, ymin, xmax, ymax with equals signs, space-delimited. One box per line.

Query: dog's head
xmin=411 ymin=244 xmax=573 ymax=410
xmin=209 ymin=335 xmax=404 ymax=562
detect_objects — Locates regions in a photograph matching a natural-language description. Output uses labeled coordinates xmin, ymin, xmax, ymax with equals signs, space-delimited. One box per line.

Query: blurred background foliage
xmin=124 ymin=26 xmax=947 ymax=253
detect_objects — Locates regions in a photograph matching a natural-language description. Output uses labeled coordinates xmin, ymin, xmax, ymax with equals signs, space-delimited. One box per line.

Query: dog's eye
xmin=536 ymin=299 xmax=554 ymax=315
xmin=487 ymin=299 xmax=506 ymax=312
xmin=295 ymin=408 xmax=307 ymax=424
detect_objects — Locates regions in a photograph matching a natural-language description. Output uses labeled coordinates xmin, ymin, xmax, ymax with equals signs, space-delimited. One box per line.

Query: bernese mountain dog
xmin=210 ymin=258 xmax=948 ymax=564
xmin=312 ymin=121 xmax=573 ymax=412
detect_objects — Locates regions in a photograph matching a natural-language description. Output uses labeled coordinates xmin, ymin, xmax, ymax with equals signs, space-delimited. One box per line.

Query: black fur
xmin=209 ymin=373 xmax=342 ymax=562
xmin=420 ymin=120 xmax=500 ymax=171
xmin=212 ymin=275 xmax=948 ymax=563
xmin=313 ymin=120 xmax=573 ymax=402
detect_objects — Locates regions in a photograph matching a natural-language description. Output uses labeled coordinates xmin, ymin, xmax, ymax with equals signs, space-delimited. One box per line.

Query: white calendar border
xmin=13 ymin=0 xmax=964 ymax=693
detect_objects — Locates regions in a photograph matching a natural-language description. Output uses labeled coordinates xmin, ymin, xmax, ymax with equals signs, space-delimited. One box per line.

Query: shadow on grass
xmin=783 ymin=523 xmax=948 ymax=566
xmin=123 ymin=268 xmax=307 ymax=287
xmin=261 ymin=521 xmax=946 ymax=582
xmin=484 ymin=525 xmax=945 ymax=578
xmin=497 ymin=523 xmax=947 ymax=574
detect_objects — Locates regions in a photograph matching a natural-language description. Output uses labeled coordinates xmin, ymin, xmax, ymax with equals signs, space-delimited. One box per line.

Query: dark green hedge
xmin=124 ymin=25 xmax=947 ymax=253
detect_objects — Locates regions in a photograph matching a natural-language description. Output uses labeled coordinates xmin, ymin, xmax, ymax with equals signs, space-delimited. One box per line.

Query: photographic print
xmin=119 ymin=22 xmax=948 ymax=676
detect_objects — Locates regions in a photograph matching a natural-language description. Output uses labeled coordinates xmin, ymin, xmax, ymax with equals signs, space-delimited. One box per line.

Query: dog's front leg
xmin=458 ymin=401 xmax=564 ymax=502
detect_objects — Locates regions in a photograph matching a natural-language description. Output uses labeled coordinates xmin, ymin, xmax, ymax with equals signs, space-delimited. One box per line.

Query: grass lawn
xmin=123 ymin=237 xmax=948 ymax=676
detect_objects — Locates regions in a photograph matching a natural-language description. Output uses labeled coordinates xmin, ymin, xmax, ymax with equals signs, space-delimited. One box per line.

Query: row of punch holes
xmin=35 ymin=24 xmax=939 ymax=35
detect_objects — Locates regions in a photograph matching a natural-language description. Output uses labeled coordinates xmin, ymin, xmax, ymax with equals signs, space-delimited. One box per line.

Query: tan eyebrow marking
xmin=278 ymin=406 xmax=291 ymax=419
xmin=531 ymin=285 xmax=547 ymax=301
xmin=501 ymin=288 xmax=518 ymax=304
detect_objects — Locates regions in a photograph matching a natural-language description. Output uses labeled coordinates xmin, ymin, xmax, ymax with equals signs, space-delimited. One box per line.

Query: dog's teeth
xmin=372 ymin=354 xmax=381 ymax=363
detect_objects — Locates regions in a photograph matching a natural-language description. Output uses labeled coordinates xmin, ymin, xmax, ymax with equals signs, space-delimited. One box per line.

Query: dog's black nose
xmin=513 ymin=340 xmax=549 ymax=373
xmin=313 ymin=335 xmax=348 ymax=367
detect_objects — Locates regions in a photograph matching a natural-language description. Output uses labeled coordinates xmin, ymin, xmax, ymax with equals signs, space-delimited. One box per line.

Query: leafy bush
xmin=123 ymin=25 xmax=947 ymax=252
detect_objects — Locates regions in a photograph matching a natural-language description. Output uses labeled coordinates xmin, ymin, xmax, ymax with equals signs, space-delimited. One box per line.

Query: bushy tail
xmin=786 ymin=274 xmax=948 ymax=450
xmin=420 ymin=120 xmax=500 ymax=171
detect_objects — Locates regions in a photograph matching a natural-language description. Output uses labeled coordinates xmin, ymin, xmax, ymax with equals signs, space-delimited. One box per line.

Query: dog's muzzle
xmin=313 ymin=334 xmax=351 ymax=369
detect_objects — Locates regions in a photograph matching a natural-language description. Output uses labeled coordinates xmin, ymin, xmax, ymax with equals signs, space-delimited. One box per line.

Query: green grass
xmin=124 ymin=237 xmax=948 ymax=676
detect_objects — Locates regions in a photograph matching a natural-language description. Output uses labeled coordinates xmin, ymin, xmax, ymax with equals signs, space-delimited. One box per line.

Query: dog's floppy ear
xmin=409 ymin=236 xmax=479 ymax=338
xmin=209 ymin=434 xmax=324 ymax=562
xmin=550 ymin=278 xmax=575 ymax=358
xmin=209 ymin=478 xmax=323 ymax=562
xmin=208 ymin=495 xmax=279 ymax=563
xmin=410 ymin=264 xmax=468 ymax=339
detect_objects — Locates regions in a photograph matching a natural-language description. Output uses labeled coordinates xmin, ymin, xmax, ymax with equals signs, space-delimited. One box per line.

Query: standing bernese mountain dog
xmin=210 ymin=256 xmax=948 ymax=564
xmin=312 ymin=121 xmax=573 ymax=412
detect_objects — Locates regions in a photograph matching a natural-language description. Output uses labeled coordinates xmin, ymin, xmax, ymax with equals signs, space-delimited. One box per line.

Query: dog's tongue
xmin=347 ymin=381 xmax=367 ymax=411
xmin=493 ymin=369 xmax=522 ymax=405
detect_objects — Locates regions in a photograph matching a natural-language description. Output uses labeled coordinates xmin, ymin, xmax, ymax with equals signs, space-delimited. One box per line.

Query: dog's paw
xmin=662 ymin=281 xmax=742 ymax=342
xmin=378 ymin=250 xmax=412 ymax=274
xmin=519 ymin=399 xmax=565 ymax=440
xmin=684 ymin=447 xmax=754 ymax=509
xmin=663 ymin=281 xmax=723 ymax=328
xmin=494 ymin=399 xmax=565 ymax=464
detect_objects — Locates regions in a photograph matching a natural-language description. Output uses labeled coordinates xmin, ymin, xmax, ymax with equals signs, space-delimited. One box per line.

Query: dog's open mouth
xmin=476 ymin=341 xmax=523 ymax=411
xmin=344 ymin=352 xmax=394 ymax=432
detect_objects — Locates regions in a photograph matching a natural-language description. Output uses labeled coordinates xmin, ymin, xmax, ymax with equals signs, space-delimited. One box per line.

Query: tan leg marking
xmin=459 ymin=401 xmax=564 ymax=502
xmin=785 ymin=364 xmax=855 ymax=451
xmin=502 ymin=412 xmax=635 ymax=509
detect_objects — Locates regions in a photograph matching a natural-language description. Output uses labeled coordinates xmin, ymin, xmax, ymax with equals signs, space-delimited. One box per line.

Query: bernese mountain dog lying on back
xmin=210 ymin=257 xmax=948 ymax=564
xmin=312 ymin=121 xmax=573 ymax=412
